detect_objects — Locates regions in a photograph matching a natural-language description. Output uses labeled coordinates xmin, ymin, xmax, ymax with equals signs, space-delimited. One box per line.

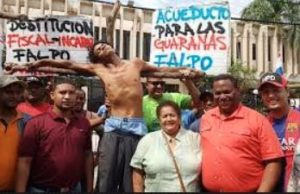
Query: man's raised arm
xmin=29 ymin=59 xmax=96 ymax=76
xmin=136 ymin=58 xmax=205 ymax=79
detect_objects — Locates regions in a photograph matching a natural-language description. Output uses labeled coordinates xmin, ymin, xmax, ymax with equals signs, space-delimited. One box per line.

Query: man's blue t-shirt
xmin=181 ymin=110 xmax=197 ymax=130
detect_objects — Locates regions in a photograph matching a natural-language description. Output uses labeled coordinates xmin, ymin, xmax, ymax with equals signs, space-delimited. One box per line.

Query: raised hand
xmin=4 ymin=63 xmax=29 ymax=74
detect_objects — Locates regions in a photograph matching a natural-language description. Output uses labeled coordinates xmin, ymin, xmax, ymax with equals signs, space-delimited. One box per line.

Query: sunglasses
xmin=149 ymin=81 xmax=165 ymax=86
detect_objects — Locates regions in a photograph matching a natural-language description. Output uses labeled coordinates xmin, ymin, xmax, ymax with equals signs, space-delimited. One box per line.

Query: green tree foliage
xmin=241 ymin=0 xmax=277 ymax=21
xmin=227 ymin=61 xmax=257 ymax=92
xmin=242 ymin=0 xmax=300 ymax=65
xmin=227 ymin=61 xmax=264 ymax=111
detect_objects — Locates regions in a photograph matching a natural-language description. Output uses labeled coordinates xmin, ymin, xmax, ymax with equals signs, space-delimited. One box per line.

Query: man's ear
xmin=50 ymin=91 xmax=54 ymax=101
xmin=286 ymin=88 xmax=290 ymax=98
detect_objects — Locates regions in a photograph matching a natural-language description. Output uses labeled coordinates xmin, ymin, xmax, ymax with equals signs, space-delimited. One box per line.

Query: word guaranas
xmin=156 ymin=5 xmax=230 ymax=24
xmin=154 ymin=34 xmax=226 ymax=51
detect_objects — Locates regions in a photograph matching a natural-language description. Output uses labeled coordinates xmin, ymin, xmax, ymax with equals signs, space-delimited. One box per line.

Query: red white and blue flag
xmin=275 ymin=53 xmax=288 ymax=85
xmin=275 ymin=53 xmax=284 ymax=76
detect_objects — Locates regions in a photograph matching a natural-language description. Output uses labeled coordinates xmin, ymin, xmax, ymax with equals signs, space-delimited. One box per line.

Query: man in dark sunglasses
xmin=143 ymin=77 xmax=200 ymax=133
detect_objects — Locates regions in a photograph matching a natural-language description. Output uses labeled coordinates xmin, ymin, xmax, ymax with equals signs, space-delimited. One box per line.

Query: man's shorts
xmin=104 ymin=116 xmax=147 ymax=136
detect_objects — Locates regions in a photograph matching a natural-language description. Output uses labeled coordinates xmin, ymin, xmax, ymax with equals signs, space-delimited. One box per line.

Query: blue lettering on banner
xmin=156 ymin=6 xmax=230 ymax=24
xmin=153 ymin=52 xmax=213 ymax=71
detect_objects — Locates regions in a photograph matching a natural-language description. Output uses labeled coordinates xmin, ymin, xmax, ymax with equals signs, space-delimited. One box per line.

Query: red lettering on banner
xmin=6 ymin=33 xmax=55 ymax=47
xmin=59 ymin=35 xmax=93 ymax=48
xmin=153 ymin=34 xmax=227 ymax=51
xmin=216 ymin=36 xmax=227 ymax=50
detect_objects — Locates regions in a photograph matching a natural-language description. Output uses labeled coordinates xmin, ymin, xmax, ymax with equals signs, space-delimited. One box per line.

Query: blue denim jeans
xmin=104 ymin=116 xmax=147 ymax=136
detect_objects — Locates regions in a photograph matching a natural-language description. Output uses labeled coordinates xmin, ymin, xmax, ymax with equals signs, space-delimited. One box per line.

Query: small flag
xmin=275 ymin=53 xmax=284 ymax=76
xmin=275 ymin=53 xmax=287 ymax=85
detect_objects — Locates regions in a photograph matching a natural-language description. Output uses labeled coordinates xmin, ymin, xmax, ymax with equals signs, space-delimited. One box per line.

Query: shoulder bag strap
xmin=162 ymin=132 xmax=187 ymax=192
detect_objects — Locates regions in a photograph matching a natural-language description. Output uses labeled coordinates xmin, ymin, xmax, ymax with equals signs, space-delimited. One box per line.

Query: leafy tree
xmin=227 ymin=61 xmax=257 ymax=92
xmin=241 ymin=0 xmax=277 ymax=21
xmin=242 ymin=0 xmax=300 ymax=67
xmin=227 ymin=61 xmax=264 ymax=111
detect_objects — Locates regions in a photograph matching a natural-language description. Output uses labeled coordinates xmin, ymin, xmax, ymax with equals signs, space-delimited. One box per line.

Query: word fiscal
xmin=154 ymin=34 xmax=227 ymax=51
xmin=153 ymin=52 xmax=213 ymax=71
xmin=12 ymin=49 xmax=70 ymax=62
xmin=6 ymin=33 xmax=93 ymax=48
xmin=7 ymin=18 xmax=93 ymax=36
xmin=156 ymin=5 xmax=230 ymax=24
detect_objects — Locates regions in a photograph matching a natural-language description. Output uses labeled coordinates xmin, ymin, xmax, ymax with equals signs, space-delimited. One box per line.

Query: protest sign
xmin=150 ymin=2 xmax=230 ymax=75
xmin=0 ymin=32 xmax=3 ymax=75
xmin=5 ymin=15 xmax=93 ymax=75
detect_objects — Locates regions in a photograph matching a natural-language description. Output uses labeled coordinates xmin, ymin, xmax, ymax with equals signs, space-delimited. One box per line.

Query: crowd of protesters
xmin=1 ymin=41 xmax=300 ymax=192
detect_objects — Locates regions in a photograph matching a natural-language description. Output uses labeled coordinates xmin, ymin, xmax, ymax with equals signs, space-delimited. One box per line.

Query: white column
xmin=256 ymin=25 xmax=264 ymax=75
xmin=119 ymin=7 xmax=124 ymax=58
xmin=285 ymin=40 xmax=293 ymax=75
xmin=139 ymin=10 xmax=144 ymax=59
xmin=231 ymin=22 xmax=237 ymax=64
xmin=41 ymin=0 xmax=45 ymax=14
xmin=16 ymin=0 xmax=20 ymax=13
xmin=247 ymin=24 xmax=253 ymax=69
xmin=24 ymin=0 xmax=29 ymax=14
xmin=271 ymin=27 xmax=278 ymax=72
xmin=130 ymin=9 xmax=138 ymax=59
xmin=263 ymin=27 xmax=269 ymax=72
xmin=292 ymin=46 xmax=297 ymax=75
xmin=49 ymin=0 xmax=53 ymax=14
xmin=64 ymin=0 xmax=68 ymax=15
xmin=97 ymin=3 xmax=103 ymax=40
xmin=241 ymin=23 xmax=249 ymax=67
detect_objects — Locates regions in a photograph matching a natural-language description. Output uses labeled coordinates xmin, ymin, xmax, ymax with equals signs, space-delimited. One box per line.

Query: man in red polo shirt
xmin=15 ymin=79 xmax=93 ymax=192
xmin=200 ymin=74 xmax=284 ymax=192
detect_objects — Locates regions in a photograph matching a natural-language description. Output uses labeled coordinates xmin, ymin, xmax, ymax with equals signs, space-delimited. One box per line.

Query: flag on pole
xmin=275 ymin=53 xmax=287 ymax=86
xmin=275 ymin=53 xmax=284 ymax=76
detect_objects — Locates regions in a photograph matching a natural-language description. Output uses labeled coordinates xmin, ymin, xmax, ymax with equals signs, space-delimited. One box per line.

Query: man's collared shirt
xmin=19 ymin=109 xmax=91 ymax=188
xmin=200 ymin=104 xmax=284 ymax=192
xmin=0 ymin=112 xmax=24 ymax=191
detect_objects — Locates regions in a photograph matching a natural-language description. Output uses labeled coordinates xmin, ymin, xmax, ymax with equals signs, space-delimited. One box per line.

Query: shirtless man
xmin=26 ymin=40 xmax=203 ymax=192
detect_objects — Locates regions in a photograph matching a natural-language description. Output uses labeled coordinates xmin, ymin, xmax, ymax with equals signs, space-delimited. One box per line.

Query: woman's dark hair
xmin=156 ymin=100 xmax=181 ymax=118
xmin=88 ymin=40 xmax=113 ymax=63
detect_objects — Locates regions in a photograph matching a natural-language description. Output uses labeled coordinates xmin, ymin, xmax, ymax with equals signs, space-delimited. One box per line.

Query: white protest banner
xmin=0 ymin=32 xmax=4 ymax=75
xmin=150 ymin=2 xmax=230 ymax=75
xmin=5 ymin=15 xmax=93 ymax=75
